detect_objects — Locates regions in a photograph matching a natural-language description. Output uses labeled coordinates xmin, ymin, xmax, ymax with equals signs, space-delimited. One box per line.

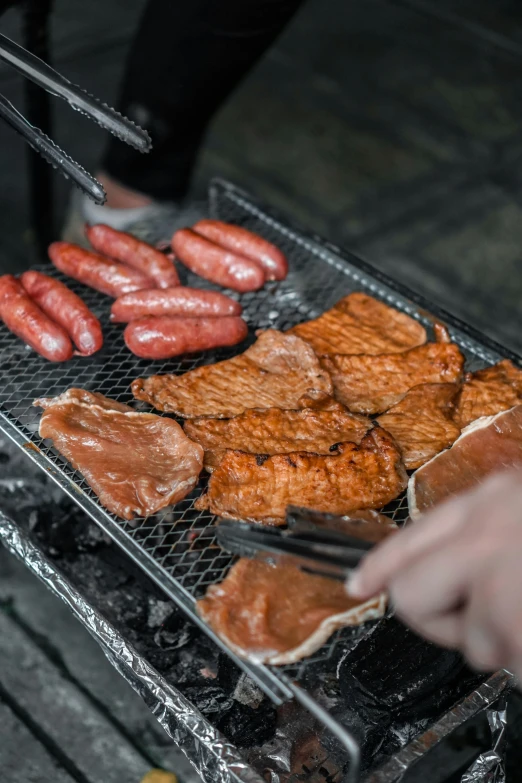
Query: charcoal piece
xmin=216 ymin=700 xmax=277 ymax=748
xmin=180 ymin=683 xmax=234 ymax=716
xmin=338 ymin=617 xmax=485 ymax=724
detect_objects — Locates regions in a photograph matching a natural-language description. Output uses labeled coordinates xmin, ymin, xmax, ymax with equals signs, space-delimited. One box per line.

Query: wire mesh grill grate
xmin=0 ymin=179 xmax=509 ymax=693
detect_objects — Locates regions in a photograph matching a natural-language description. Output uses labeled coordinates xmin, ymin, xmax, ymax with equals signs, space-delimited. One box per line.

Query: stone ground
xmin=0 ymin=0 xmax=521 ymax=781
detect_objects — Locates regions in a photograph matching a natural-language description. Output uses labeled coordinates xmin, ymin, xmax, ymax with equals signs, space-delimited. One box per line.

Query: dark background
xmin=0 ymin=1 xmax=521 ymax=781
xmin=0 ymin=0 xmax=520 ymax=353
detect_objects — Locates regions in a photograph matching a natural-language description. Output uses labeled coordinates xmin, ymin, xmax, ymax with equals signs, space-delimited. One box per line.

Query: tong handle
xmin=0 ymin=94 xmax=106 ymax=204
xmin=0 ymin=33 xmax=151 ymax=152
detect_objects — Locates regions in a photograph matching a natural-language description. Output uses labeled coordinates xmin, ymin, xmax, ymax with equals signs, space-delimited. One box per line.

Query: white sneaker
xmin=61 ymin=189 xmax=206 ymax=248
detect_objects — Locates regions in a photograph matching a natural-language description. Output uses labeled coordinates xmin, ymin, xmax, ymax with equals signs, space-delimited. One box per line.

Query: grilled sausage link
xmin=86 ymin=224 xmax=180 ymax=289
xmin=0 ymin=274 xmax=73 ymax=362
xmin=124 ymin=315 xmax=248 ymax=359
xmin=49 ymin=241 xmax=155 ymax=298
xmin=111 ymin=286 xmax=242 ymax=323
xmin=171 ymin=229 xmax=265 ymax=293
xmin=193 ymin=219 xmax=288 ymax=281
xmin=21 ymin=270 xmax=103 ymax=356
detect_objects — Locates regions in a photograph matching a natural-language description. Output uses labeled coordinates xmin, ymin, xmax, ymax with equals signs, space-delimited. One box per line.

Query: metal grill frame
xmin=0 ymin=178 xmax=520 ymax=708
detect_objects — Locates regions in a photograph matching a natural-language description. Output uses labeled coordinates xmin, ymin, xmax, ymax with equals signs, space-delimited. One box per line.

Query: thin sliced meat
xmin=34 ymin=389 xmax=203 ymax=520
xmin=195 ymin=426 xmax=408 ymax=525
xmin=197 ymin=558 xmax=386 ymax=665
xmin=408 ymin=404 xmax=522 ymax=518
xmin=377 ymin=383 xmax=461 ymax=469
xmin=36 ymin=388 xmax=133 ymax=413
xmin=289 ymin=293 xmax=426 ymax=355
xmin=454 ymin=360 xmax=522 ymax=429
xmin=184 ymin=391 xmax=372 ymax=470
xmin=132 ymin=330 xmax=333 ymax=419
xmin=321 ymin=343 xmax=464 ymax=415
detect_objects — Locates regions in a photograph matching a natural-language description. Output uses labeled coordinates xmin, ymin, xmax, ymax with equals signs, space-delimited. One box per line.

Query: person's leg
xmin=99 ymin=0 xmax=305 ymax=206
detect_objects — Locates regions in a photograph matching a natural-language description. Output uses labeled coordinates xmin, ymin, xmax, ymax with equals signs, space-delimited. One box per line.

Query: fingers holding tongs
xmin=0 ymin=32 xmax=151 ymax=204
xmin=215 ymin=507 xmax=398 ymax=581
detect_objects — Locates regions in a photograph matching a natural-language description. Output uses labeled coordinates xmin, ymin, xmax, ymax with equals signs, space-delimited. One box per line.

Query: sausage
xmin=85 ymin=224 xmax=180 ymax=289
xmin=193 ymin=219 xmax=288 ymax=281
xmin=171 ymin=229 xmax=265 ymax=293
xmin=49 ymin=242 xmax=155 ymax=298
xmin=111 ymin=286 xmax=242 ymax=323
xmin=21 ymin=270 xmax=103 ymax=356
xmin=0 ymin=274 xmax=73 ymax=362
xmin=124 ymin=315 xmax=248 ymax=359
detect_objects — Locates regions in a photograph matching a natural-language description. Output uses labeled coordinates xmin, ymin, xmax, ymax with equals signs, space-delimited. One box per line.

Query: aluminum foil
xmin=366 ymin=672 xmax=514 ymax=783
xmin=460 ymin=700 xmax=508 ymax=783
xmin=0 ymin=509 xmax=264 ymax=783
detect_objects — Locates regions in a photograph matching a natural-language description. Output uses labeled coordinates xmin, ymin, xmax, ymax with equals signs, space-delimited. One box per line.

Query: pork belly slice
xmin=408 ymin=404 xmax=522 ymax=519
xmin=35 ymin=388 xmax=204 ymax=520
xmin=184 ymin=391 xmax=372 ymax=470
xmin=288 ymin=292 xmax=426 ymax=355
xmin=377 ymin=383 xmax=461 ymax=470
xmin=454 ymin=359 xmax=522 ymax=429
xmin=321 ymin=342 xmax=464 ymax=415
xmin=195 ymin=426 xmax=408 ymax=525
xmin=132 ymin=330 xmax=333 ymax=419
xmin=197 ymin=558 xmax=386 ymax=665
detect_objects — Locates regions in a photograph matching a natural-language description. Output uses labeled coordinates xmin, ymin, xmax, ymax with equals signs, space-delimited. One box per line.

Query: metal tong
xmin=0 ymin=32 xmax=151 ymax=204
xmin=216 ymin=507 xmax=387 ymax=581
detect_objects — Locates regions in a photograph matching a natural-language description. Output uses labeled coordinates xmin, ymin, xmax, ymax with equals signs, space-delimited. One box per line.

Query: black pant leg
xmin=102 ymin=0 xmax=305 ymax=201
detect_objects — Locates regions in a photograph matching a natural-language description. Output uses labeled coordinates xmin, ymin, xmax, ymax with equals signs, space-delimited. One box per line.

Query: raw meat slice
xmin=197 ymin=558 xmax=385 ymax=665
xmin=408 ymin=404 xmax=522 ymax=518
xmin=35 ymin=388 xmax=204 ymax=520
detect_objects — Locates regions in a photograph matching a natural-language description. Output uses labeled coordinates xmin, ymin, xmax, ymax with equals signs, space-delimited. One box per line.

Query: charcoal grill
xmin=0 ymin=179 xmax=518 ymax=781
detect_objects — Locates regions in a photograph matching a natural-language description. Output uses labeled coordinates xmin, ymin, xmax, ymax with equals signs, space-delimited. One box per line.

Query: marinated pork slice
xmin=408 ymin=404 xmax=522 ymax=518
xmin=195 ymin=426 xmax=408 ymax=525
xmin=35 ymin=388 xmax=204 ymax=520
xmin=321 ymin=342 xmax=464 ymax=415
xmin=377 ymin=383 xmax=461 ymax=469
xmin=197 ymin=558 xmax=386 ymax=665
xmin=289 ymin=292 xmax=427 ymax=355
xmin=132 ymin=330 xmax=333 ymax=419
xmin=453 ymin=359 xmax=522 ymax=429
xmin=184 ymin=391 xmax=372 ymax=470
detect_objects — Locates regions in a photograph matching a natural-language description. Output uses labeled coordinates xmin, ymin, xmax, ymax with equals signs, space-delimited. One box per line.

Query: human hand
xmin=347 ymin=471 xmax=522 ymax=679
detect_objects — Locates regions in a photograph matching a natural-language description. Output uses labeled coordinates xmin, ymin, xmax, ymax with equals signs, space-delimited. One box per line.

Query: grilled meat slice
xmin=321 ymin=342 xmax=465 ymax=415
xmin=197 ymin=559 xmax=385 ymax=665
xmin=454 ymin=359 xmax=522 ymax=429
xmin=195 ymin=426 xmax=408 ymax=525
xmin=35 ymin=388 xmax=203 ymax=520
xmin=289 ymin=292 xmax=426 ymax=355
xmin=377 ymin=383 xmax=461 ymax=469
xmin=409 ymin=404 xmax=522 ymax=518
xmin=132 ymin=330 xmax=333 ymax=419
xmin=184 ymin=391 xmax=372 ymax=470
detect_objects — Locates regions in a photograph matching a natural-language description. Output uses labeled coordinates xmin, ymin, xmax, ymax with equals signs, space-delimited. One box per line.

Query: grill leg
xmin=22 ymin=0 xmax=54 ymax=259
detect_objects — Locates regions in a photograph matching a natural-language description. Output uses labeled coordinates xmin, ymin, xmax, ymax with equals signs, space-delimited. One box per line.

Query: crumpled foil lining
xmin=461 ymin=700 xmax=508 ymax=783
xmin=366 ymin=674 xmax=514 ymax=783
xmin=0 ymin=505 xmax=515 ymax=783
xmin=0 ymin=510 xmax=264 ymax=783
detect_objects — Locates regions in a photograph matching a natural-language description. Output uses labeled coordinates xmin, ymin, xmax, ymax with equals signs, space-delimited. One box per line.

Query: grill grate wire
xmin=0 ymin=179 xmax=508 ymax=694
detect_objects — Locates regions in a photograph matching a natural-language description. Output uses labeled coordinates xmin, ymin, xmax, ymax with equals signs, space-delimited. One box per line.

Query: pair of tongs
xmin=216 ymin=507 xmax=394 ymax=581
xmin=0 ymin=32 xmax=151 ymax=204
